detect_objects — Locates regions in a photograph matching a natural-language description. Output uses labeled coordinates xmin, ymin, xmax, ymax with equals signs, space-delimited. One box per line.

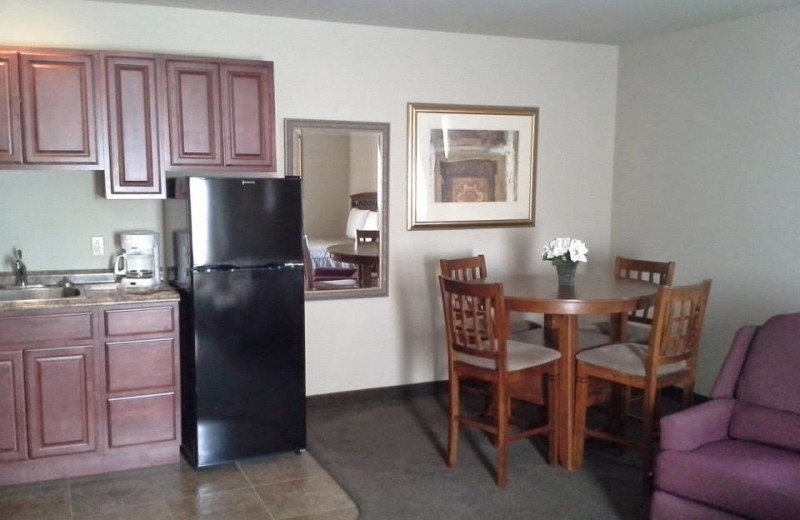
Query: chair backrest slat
xmin=439 ymin=276 xmax=508 ymax=364
xmin=356 ymin=229 xmax=379 ymax=243
xmin=648 ymin=279 xmax=712 ymax=372
xmin=615 ymin=256 xmax=676 ymax=324
xmin=440 ymin=255 xmax=488 ymax=281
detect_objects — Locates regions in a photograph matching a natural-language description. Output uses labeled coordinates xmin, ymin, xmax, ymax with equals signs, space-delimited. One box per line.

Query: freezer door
xmin=191 ymin=265 xmax=305 ymax=466
xmin=189 ymin=177 xmax=303 ymax=268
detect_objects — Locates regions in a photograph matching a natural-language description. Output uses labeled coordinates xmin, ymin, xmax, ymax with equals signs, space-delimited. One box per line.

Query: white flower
xmin=568 ymin=239 xmax=588 ymax=263
xmin=542 ymin=237 xmax=588 ymax=263
xmin=542 ymin=238 xmax=567 ymax=259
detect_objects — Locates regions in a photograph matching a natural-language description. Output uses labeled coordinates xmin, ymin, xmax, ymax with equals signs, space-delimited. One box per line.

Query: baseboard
xmin=307 ymin=381 xmax=448 ymax=409
xmin=661 ymin=386 xmax=710 ymax=405
xmin=307 ymin=381 xmax=708 ymax=410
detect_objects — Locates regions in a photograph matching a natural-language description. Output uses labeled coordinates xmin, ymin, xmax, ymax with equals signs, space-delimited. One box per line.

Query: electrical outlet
xmin=91 ymin=236 xmax=104 ymax=256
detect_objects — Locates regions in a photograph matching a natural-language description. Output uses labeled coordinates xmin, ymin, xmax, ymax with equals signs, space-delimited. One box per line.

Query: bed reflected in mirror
xmin=285 ymin=119 xmax=389 ymax=299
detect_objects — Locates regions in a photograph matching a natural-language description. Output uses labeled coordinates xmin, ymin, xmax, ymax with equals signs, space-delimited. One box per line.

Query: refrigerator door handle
xmin=194 ymin=262 xmax=304 ymax=273
xmin=194 ymin=264 xmax=239 ymax=273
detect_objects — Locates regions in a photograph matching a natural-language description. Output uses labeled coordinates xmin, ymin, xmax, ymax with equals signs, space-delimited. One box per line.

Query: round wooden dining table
xmin=489 ymin=273 xmax=658 ymax=471
xmin=327 ymin=242 xmax=379 ymax=288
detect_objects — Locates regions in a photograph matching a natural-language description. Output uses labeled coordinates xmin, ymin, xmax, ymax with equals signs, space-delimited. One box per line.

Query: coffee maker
xmin=114 ymin=231 xmax=161 ymax=289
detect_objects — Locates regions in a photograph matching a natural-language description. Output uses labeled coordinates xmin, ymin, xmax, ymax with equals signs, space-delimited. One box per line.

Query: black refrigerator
xmin=164 ymin=177 xmax=306 ymax=468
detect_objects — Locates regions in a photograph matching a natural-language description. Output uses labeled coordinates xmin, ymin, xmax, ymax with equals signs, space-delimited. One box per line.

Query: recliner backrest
xmin=729 ymin=313 xmax=800 ymax=452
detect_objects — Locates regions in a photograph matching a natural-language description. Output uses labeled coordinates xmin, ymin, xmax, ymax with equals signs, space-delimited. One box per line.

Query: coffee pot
xmin=114 ymin=231 xmax=161 ymax=289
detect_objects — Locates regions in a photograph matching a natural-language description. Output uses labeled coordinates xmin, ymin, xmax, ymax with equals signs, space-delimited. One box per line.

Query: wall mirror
xmin=285 ymin=119 xmax=389 ymax=300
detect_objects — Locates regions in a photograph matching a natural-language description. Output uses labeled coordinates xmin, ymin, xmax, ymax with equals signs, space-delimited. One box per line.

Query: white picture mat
xmin=413 ymin=111 xmax=535 ymax=225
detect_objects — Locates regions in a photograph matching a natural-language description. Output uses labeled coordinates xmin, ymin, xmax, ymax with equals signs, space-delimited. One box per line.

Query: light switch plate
xmin=91 ymin=236 xmax=104 ymax=256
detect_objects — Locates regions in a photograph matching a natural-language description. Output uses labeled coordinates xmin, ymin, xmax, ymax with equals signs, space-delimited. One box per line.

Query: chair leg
xmin=573 ymin=365 xmax=589 ymax=471
xmin=610 ymin=383 xmax=627 ymax=456
xmin=621 ymin=386 xmax=632 ymax=426
xmin=641 ymin=385 xmax=658 ymax=484
xmin=448 ymin=373 xmax=460 ymax=468
xmin=496 ymin=381 xmax=509 ymax=488
xmin=547 ymin=370 xmax=559 ymax=465
xmin=654 ymin=388 xmax=663 ymax=428
xmin=682 ymin=379 xmax=696 ymax=409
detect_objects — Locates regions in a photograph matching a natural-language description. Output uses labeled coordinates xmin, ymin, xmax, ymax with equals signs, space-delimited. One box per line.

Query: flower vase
xmin=554 ymin=260 xmax=578 ymax=287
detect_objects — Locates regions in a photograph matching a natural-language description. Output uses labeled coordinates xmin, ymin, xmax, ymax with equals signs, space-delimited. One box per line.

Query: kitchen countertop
xmin=0 ymin=270 xmax=180 ymax=312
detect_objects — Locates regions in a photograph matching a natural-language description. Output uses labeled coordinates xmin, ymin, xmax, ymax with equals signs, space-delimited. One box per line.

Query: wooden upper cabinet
xmin=0 ymin=51 xmax=22 ymax=164
xmin=19 ymin=52 xmax=102 ymax=167
xmin=105 ymin=55 xmax=163 ymax=197
xmin=164 ymin=59 xmax=223 ymax=166
xmin=162 ymin=58 xmax=275 ymax=172
xmin=1 ymin=46 xmax=276 ymax=186
xmin=24 ymin=345 xmax=96 ymax=458
xmin=221 ymin=63 xmax=275 ymax=168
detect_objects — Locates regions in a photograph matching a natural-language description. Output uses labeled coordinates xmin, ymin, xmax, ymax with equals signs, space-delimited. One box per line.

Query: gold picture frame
xmin=407 ymin=103 xmax=538 ymax=230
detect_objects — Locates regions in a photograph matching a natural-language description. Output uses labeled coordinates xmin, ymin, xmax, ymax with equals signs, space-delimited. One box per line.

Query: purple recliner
xmin=651 ymin=313 xmax=800 ymax=520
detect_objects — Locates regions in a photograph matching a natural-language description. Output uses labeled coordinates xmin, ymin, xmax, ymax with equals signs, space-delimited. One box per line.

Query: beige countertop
xmin=0 ymin=277 xmax=180 ymax=312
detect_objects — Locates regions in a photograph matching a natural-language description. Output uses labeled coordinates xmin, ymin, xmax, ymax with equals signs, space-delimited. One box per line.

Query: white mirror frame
xmin=284 ymin=119 xmax=390 ymax=300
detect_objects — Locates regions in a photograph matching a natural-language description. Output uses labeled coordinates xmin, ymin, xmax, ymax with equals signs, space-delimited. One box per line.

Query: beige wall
xmin=302 ymin=133 xmax=351 ymax=237
xmin=0 ymin=171 xmax=162 ymax=271
xmin=349 ymin=134 xmax=379 ymax=196
xmin=612 ymin=6 xmax=800 ymax=393
xmin=0 ymin=0 xmax=619 ymax=395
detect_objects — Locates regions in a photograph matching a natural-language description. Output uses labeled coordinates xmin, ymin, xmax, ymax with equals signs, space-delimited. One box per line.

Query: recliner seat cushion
xmin=655 ymin=439 xmax=800 ymax=520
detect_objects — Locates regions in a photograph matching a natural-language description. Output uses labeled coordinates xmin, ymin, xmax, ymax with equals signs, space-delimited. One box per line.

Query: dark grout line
xmin=235 ymin=460 xmax=277 ymax=520
xmin=66 ymin=477 xmax=74 ymax=519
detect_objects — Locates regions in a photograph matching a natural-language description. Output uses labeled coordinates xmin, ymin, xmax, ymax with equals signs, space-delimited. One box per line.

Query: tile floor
xmin=0 ymin=452 xmax=358 ymax=520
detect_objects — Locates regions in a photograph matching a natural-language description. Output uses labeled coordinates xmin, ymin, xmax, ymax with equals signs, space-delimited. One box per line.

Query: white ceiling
xmin=89 ymin=0 xmax=800 ymax=44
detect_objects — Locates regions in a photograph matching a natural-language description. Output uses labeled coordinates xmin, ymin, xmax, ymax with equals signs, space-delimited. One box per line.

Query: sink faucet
xmin=13 ymin=248 xmax=28 ymax=286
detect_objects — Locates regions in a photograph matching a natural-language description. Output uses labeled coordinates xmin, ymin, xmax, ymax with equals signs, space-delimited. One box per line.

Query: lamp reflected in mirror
xmin=285 ymin=119 xmax=389 ymax=299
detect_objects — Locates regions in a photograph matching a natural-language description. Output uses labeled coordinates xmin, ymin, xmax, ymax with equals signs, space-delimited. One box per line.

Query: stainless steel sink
xmin=0 ymin=285 xmax=85 ymax=302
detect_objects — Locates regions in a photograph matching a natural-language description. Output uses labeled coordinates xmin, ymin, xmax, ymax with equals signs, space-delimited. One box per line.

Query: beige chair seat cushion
xmin=316 ymin=279 xmax=359 ymax=289
xmin=576 ymin=342 xmax=686 ymax=377
xmin=456 ymin=340 xmax=560 ymax=371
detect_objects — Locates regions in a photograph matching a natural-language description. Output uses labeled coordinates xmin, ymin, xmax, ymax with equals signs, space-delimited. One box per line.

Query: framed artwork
xmin=407 ymin=103 xmax=538 ymax=230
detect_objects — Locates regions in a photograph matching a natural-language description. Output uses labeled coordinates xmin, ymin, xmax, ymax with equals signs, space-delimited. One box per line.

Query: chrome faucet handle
xmin=12 ymin=248 xmax=28 ymax=286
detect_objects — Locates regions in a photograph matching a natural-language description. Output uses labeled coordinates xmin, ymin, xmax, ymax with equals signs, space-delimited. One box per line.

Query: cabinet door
xmin=105 ymin=56 xmax=163 ymax=197
xmin=0 ymin=351 xmax=26 ymax=462
xmin=164 ymin=59 xmax=222 ymax=166
xmin=0 ymin=51 xmax=22 ymax=164
xmin=25 ymin=346 xmax=96 ymax=458
xmin=19 ymin=52 xmax=101 ymax=166
xmin=220 ymin=63 xmax=275 ymax=169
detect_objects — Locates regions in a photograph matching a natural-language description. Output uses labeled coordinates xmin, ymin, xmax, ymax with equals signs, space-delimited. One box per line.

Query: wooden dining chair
xmin=439 ymin=276 xmax=560 ymax=487
xmin=439 ymin=255 xmax=540 ymax=334
xmin=356 ymin=229 xmax=379 ymax=243
xmin=595 ymin=257 xmax=677 ymax=343
xmin=574 ymin=279 xmax=712 ymax=482
xmin=302 ymin=235 xmax=359 ymax=290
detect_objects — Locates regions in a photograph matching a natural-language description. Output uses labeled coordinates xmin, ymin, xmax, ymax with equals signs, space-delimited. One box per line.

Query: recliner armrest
xmin=660 ymin=399 xmax=735 ymax=452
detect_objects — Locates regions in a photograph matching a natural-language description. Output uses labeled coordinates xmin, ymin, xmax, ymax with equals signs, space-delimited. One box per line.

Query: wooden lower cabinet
xmin=0 ymin=301 xmax=180 ymax=486
xmin=108 ymin=392 xmax=176 ymax=447
xmin=25 ymin=345 xmax=96 ymax=458
xmin=103 ymin=304 xmax=180 ymax=454
xmin=0 ymin=351 xmax=26 ymax=462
